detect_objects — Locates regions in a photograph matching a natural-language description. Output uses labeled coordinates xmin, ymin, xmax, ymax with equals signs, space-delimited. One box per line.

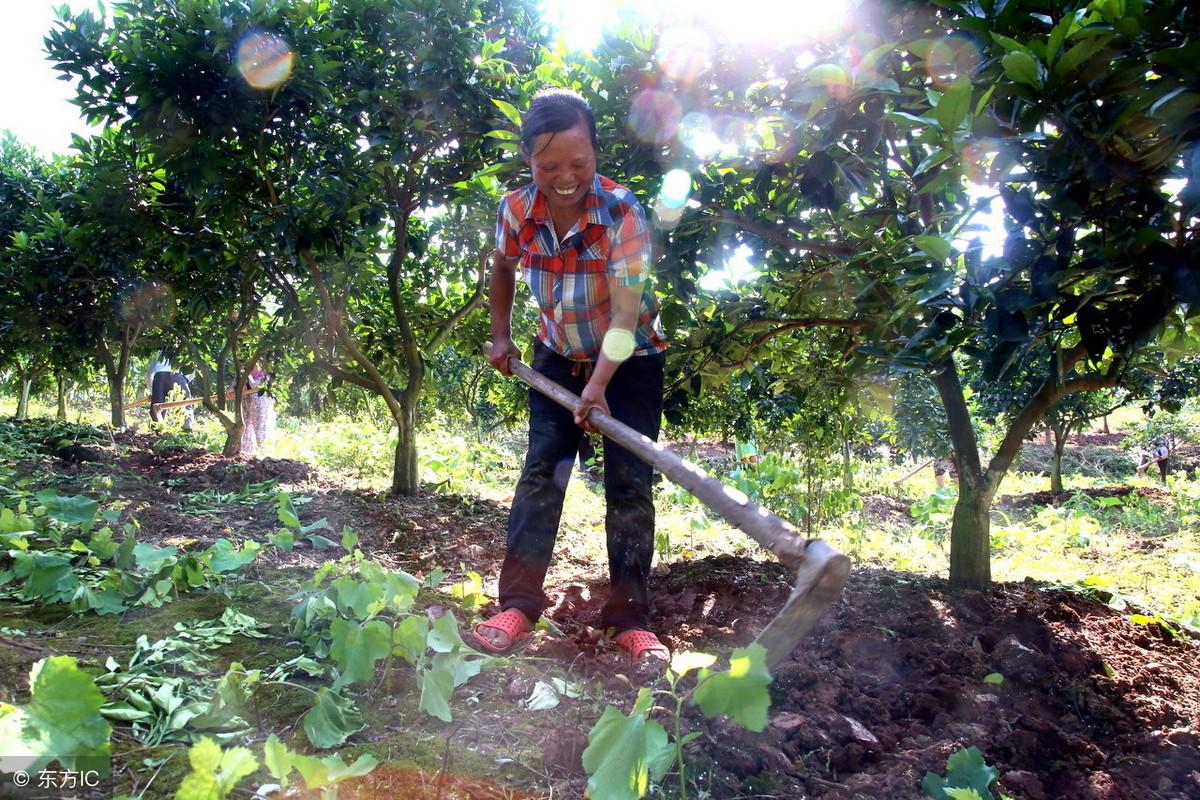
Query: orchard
xmin=1 ymin=1 xmax=1197 ymax=798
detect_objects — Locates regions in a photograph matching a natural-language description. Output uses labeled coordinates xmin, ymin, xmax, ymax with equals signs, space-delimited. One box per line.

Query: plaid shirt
xmin=496 ymin=174 xmax=668 ymax=361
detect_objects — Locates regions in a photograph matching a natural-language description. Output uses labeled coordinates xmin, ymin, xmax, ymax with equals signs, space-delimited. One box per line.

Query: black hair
xmin=520 ymin=87 xmax=599 ymax=156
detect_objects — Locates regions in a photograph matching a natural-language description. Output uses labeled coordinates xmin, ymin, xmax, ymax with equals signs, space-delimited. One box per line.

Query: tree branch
xmin=426 ymin=247 xmax=492 ymax=355
xmin=702 ymin=206 xmax=857 ymax=256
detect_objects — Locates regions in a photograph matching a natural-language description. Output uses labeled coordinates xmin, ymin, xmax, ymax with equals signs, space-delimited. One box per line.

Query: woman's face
xmin=525 ymin=123 xmax=596 ymax=215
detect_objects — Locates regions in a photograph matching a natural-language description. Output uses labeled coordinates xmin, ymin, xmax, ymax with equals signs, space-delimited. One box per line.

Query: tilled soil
xmin=8 ymin=432 xmax=1200 ymax=799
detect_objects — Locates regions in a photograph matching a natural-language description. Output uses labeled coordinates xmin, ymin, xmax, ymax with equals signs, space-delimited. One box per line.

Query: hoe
xmin=494 ymin=349 xmax=851 ymax=667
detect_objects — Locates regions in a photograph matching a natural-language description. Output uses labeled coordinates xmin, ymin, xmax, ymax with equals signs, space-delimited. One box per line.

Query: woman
xmin=239 ymin=367 xmax=275 ymax=456
xmin=471 ymin=88 xmax=670 ymax=664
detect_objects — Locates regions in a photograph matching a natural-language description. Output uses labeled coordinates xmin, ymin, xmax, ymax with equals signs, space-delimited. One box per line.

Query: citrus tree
xmin=47 ymin=0 xmax=540 ymax=492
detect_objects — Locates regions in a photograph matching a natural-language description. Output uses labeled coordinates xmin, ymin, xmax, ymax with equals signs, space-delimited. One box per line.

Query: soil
xmin=998 ymin=483 xmax=1173 ymax=510
xmin=3 ymin=430 xmax=1199 ymax=800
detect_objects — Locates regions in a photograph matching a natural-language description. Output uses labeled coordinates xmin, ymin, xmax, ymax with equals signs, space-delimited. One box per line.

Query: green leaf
xmin=302 ymin=689 xmax=362 ymax=749
xmin=669 ymin=650 xmax=717 ymax=678
xmin=393 ymin=615 xmax=430 ymax=665
xmin=582 ymin=690 xmax=674 ymax=800
xmin=0 ymin=656 xmax=111 ymax=774
xmin=1053 ymin=34 xmax=1112 ymax=77
xmin=340 ymin=527 xmax=358 ymax=551
xmin=329 ymin=618 xmax=392 ymax=689
xmin=36 ymin=491 xmax=99 ymax=527
xmin=914 ymin=147 xmax=953 ymax=177
xmin=944 ymin=789 xmax=986 ymax=800
xmin=277 ymin=491 xmax=300 ymax=529
xmin=934 ymin=80 xmax=972 ymax=132
xmin=203 ymin=539 xmax=259 ymax=573
xmin=263 ymin=734 xmax=296 ymax=787
xmin=1002 ymin=51 xmax=1042 ymax=87
xmin=915 ymin=235 xmax=954 ymax=262
xmin=444 ymin=571 xmax=487 ymax=608
xmin=427 ymin=611 xmax=466 ymax=653
xmin=132 ymin=543 xmax=178 ymax=572
xmin=524 ymin=680 xmax=561 ymax=710
xmin=491 ymin=98 xmax=522 ymax=128
xmin=418 ymin=665 xmax=456 ymax=722
xmin=331 ymin=576 xmax=384 ymax=620
xmin=268 ymin=529 xmax=294 ymax=552
xmin=921 ymin=746 xmax=999 ymax=800
xmin=292 ymin=752 xmax=379 ymax=789
xmin=982 ymin=672 xmax=1005 ymax=685
xmin=692 ymin=644 xmax=772 ymax=732
xmin=175 ymin=737 xmax=258 ymax=800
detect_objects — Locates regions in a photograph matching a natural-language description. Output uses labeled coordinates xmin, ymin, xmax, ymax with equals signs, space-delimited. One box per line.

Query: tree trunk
xmin=841 ymin=436 xmax=853 ymax=492
xmin=56 ymin=374 xmax=67 ymax=421
xmin=391 ymin=393 xmax=419 ymax=495
xmin=216 ymin=353 xmax=228 ymax=412
xmin=16 ymin=379 xmax=32 ymax=420
xmin=929 ymin=363 xmax=991 ymax=589
xmin=948 ymin=484 xmax=993 ymax=589
xmin=97 ymin=338 xmax=131 ymax=429
xmin=1050 ymin=425 xmax=1068 ymax=495
xmin=223 ymin=423 xmax=244 ymax=457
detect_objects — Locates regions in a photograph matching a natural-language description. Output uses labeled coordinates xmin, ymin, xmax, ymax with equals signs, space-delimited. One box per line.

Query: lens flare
xmin=925 ymin=34 xmax=982 ymax=88
xmin=717 ymin=116 xmax=754 ymax=155
xmin=678 ymin=112 xmax=720 ymax=159
xmin=120 ymin=282 xmax=176 ymax=326
xmin=236 ymin=33 xmax=295 ymax=90
xmin=654 ymin=203 xmax=685 ymax=230
xmin=659 ymin=169 xmax=692 ymax=209
xmin=627 ymin=90 xmax=682 ymax=146
xmin=601 ymin=328 xmax=636 ymax=362
xmin=755 ymin=115 xmax=798 ymax=164
xmin=656 ymin=27 xmax=711 ymax=83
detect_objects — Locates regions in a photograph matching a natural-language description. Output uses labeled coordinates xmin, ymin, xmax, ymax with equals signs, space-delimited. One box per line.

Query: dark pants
xmin=499 ymin=340 xmax=664 ymax=632
xmin=150 ymin=371 xmax=192 ymax=424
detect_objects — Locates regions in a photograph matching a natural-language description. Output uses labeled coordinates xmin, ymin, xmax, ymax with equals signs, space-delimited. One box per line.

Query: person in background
xmin=470 ymin=88 xmax=670 ymax=666
xmin=147 ymin=353 xmax=194 ymax=431
xmin=1137 ymin=441 xmax=1172 ymax=482
xmin=239 ymin=367 xmax=276 ymax=456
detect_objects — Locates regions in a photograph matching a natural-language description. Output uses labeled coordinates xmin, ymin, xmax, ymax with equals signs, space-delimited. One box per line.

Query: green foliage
xmin=302 ymin=688 xmax=363 ymax=750
xmin=96 ymin=609 xmax=269 ymax=745
xmin=911 ymin=487 xmax=959 ymax=543
xmin=0 ymin=656 xmax=112 ymax=775
xmin=0 ymin=478 xmax=261 ymax=614
xmin=582 ymin=689 xmax=674 ymax=800
xmin=584 ymin=644 xmax=773 ymax=799
xmin=288 ymin=552 xmax=488 ymax=740
xmin=922 ymin=746 xmax=999 ymax=800
xmin=182 ymin=479 xmax=283 ymax=516
xmin=175 ymin=737 xmax=258 ymax=800
xmin=691 ymin=643 xmax=772 ymax=732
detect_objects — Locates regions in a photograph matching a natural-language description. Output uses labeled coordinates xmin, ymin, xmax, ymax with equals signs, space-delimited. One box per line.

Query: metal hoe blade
xmin=494 ymin=348 xmax=851 ymax=667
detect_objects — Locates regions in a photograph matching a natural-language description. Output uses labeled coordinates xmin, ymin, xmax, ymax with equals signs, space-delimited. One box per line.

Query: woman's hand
xmin=489 ymin=338 xmax=521 ymax=376
xmin=575 ymin=381 xmax=610 ymax=431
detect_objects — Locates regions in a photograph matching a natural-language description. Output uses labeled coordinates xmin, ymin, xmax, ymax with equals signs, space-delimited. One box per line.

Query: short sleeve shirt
xmin=495 ymin=174 xmax=668 ymax=362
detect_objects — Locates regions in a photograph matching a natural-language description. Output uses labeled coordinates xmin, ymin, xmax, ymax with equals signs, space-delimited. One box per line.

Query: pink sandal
xmin=614 ymin=629 xmax=670 ymax=663
xmin=466 ymin=609 xmax=533 ymax=655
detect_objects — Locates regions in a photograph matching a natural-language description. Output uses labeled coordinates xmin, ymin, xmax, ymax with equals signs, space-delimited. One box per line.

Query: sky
xmin=0 ymin=0 xmax=104 ymax=156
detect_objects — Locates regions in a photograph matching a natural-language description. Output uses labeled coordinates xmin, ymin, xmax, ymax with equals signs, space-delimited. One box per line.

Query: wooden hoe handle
xmin=487 ymin=344 xmax=851 ymax=664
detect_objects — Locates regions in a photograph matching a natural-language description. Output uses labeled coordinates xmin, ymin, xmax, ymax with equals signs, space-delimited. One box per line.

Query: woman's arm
xmin=574 ymin=280 xmax=642 ymax=430
xmin=488 ymin=251 xmax=521 ymax=375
